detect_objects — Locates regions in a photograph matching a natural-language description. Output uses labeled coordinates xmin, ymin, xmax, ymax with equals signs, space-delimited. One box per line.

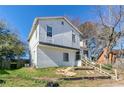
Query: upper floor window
xmin=61 ymin=21 xmax=64 ymax=25
xmin=72 ymin=33 xmax=76 ymax=43
xmin=47 ymin=25 xmax=52 ymax=37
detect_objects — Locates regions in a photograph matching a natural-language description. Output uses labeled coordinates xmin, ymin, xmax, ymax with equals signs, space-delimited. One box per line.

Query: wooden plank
xmin=81 ymin=58 xmax=118 ymax=80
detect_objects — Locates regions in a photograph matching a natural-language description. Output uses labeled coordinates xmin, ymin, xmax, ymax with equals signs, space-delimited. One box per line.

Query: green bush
xmin=0 ymin=70 xmax=9 ymax=74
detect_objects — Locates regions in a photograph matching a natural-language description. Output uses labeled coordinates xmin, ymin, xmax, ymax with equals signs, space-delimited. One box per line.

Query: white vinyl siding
xmin=39 ymin=18 xmax=80 ymax=49
xmin=37 ymin=45 xmax=77 ymax=68
xmin=29 ymin=17 xmax=81 ymax=68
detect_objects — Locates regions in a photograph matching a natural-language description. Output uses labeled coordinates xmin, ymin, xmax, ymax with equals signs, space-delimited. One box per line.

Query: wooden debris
xmin=56 ymin=67 xmax=76 ymax=77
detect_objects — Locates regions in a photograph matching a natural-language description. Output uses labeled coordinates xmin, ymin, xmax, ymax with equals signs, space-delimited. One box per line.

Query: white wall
xmin=29 ymin=18 xmax=81 ymax=68
xmin=39 ymin=18 xmax=80 ymax=49
xmin=80 ymin=39 xmax=88 ymax=48
xmin=29 ymin=24 xmax=40 ymax=66
xmin=36 ymin=45 xmax=78 ymax=68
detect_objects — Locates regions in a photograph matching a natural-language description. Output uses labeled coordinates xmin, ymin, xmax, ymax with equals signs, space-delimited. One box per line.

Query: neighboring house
xmin=97 ymin=48 xmax=124 ymax=64
xmin=79 ymin=22 xmax=100 ymax=60
xmin=80 ymin=39 xmax=89 ymax=58
xmin=97 ymin=47 xmax=109 ymax=64
xmin=28 ymin=16 xmax=82 ymax=68
xmin=80 ymin=37 xmax=99 ymax=60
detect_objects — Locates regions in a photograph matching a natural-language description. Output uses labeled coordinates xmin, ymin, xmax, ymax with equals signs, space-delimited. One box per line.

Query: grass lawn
xmin=0 ymin=67 xmax=63 ymax=87
xmin=0 ymin=67 xmax=123 ymax=87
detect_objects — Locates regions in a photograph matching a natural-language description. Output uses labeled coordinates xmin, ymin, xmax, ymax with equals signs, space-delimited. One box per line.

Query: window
xmin=63 ymin=53 xmax=69 ymax=61
xmin=85 ymin=40 xmax=88 ymax=46
xmin=47 ymin=25 xmax=52 ymax=37
xmin=83 ymin=50 xmax=88 ymax=57
xmin=72 ymin=33 xmax=75 ymax=43
xmin=76 ymin=51 xmax=80 ymax=60
xmin=61 ymin=21 xmax=64 ymax=25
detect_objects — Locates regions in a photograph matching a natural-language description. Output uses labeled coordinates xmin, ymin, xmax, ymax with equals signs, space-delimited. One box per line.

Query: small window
xmin=85 ymin=40 xmax=88 ymax=45
xmin=72 ymin=33 xmax=76 ymax=43
xmin=63 ymin=53 xmax=69 ymax=62
xmin=47 ymin=25 xmax=52 ymax=37
xmin=76 ymin=51 xmax=80 ymax=60
xmin=61 ymin=21 xmax=64 ymax=25
xmin=83 ymin=50 xmax=88 ymax=57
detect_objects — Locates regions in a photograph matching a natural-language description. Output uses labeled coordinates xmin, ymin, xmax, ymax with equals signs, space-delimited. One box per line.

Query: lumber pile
xmin=56 ymin=67 xmax=76 ymax=77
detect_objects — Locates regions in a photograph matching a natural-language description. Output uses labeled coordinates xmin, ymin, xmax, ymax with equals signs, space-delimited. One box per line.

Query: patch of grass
xmin=0 ymin=67 xmax=120 ymax=87
xmin=0 ymin=77 xmax=47 ymax=87
xmin=8 ymin=67 xmax=62 ymax=79
xmin=102 ymin=64 xmax=112 ymax=70
xmin=0 ymin=67 xmax=65 ymax=87
xmin=0 ymin=70 xmax=9 ymax=74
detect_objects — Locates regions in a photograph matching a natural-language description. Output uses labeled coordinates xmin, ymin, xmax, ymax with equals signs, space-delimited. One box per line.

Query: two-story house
xmin=28 ymin=16 xmax=82 ymax=68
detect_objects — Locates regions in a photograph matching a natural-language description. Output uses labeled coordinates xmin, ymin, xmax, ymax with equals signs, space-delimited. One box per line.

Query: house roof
xmin=28 ymin=16 xmax=83 ymax=41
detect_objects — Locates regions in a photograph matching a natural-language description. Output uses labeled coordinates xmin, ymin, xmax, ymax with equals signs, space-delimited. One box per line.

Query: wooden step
xmin=59 ymin=76 xmax=111 ymax=81
xmin=74 ymin=67 xmax=94 ymax=70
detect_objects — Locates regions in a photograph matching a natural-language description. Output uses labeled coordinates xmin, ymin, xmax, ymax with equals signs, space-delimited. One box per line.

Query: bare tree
xmin=78 ymin=21 xmax=97 ymax=39
xmin=96 ymin=6 xmax=124 ymax=63
xmin=64 ymin=15 xmax=81 ymax=27
xmin=71 ymin=17 xmax=81 ymax=27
